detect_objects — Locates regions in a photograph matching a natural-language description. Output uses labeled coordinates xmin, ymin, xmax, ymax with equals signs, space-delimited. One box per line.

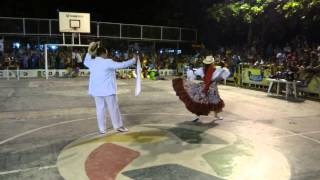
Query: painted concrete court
xmin=0 ymin=78 xmax=320 ymax=180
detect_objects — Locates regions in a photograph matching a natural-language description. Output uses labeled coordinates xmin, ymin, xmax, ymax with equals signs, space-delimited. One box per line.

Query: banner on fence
xmin=242 ymin=68 xmax=271 ymax=86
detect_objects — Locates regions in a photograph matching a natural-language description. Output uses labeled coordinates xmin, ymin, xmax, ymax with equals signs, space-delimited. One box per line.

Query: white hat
xmin=203 ymin=55 xmax=215 ymax=64
xmin=88 ymin=41 xmax=100 ymax=56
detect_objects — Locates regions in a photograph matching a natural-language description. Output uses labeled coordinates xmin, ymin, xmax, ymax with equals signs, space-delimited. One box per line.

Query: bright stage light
xmin=13 ymin=42 xmax=21 ymax=49
xmin=49 ymin=45 xmax=58 ymax=50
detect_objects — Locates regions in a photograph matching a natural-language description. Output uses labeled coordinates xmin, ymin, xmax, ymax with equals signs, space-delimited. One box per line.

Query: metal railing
xmin=0 ymin=17 xmax=197 ymax=42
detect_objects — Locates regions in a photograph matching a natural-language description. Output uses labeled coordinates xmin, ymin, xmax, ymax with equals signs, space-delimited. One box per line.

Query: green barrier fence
xmin=241 ymin=67 xmax=272 ymax=86
xmin=298 ymin=74 xmax=320 ymax=96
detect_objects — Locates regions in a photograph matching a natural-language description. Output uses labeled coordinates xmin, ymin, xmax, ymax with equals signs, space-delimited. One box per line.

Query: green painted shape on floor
xmin=122 ymin=164 xmax=225 ymax=180
xmin=168 ymin=127 xmax=227 ymax=144
xmin=202 ymin=140 xmax=253 ymax=177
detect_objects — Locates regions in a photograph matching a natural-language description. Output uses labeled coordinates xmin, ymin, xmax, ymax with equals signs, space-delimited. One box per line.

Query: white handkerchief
xmin=135 ymin=57 xmax=142 ymax=96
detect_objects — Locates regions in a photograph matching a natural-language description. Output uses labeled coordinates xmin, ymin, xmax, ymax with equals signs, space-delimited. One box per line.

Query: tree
xmin=207 ymin=0 xmax=320 ymax=45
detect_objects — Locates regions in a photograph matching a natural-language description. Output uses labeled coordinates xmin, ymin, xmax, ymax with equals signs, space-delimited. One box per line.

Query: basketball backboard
xmin=59 ymin=12 xmax=90 ymax=33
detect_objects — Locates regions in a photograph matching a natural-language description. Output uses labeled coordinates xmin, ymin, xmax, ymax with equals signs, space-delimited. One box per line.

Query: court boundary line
xmin=1 ymin=112 xmax=320 ymax=146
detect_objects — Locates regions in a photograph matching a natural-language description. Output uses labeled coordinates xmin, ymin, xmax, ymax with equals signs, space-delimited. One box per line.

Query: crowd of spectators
xmin=1 ymin=36 xmax=319 ymax=83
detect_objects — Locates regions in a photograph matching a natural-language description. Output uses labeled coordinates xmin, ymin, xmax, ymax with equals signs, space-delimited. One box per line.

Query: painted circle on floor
xmin=46 ymin=89 xmax=131 ymax=97
xmin=57 ymin=124 xmax=290 ymax=180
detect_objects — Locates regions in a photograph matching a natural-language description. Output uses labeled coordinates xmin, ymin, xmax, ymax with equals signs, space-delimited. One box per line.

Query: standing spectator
xmin=75 ymin=50 xmax=83 ymax=68
xmin=31 ymin=52 xmax=38 ymax=69
xmin=23 ymin=53 xmax=29 ymax=69
xmin=55 ymin=52 xmax=61 ymax=69
xmin=59 ymin=53 xmax=65 ymax=69
xmin=50 ymin=52 xmax=56 ymax=69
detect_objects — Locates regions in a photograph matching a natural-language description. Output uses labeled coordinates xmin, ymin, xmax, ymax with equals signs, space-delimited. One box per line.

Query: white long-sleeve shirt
xmin=84 ymin=53 xmax=136 ymax=96
xmin=186 ymin=69 xmax=196 ymax=81
xmin=194 ymin=67 xmax=230 ymax=81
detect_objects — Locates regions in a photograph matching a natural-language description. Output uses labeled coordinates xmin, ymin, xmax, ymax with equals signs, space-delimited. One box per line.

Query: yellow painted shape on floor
xmin=67 ymin=130 xmax=167 ymax=149
xmin=103 ymin=131 xmax=168 ymax=143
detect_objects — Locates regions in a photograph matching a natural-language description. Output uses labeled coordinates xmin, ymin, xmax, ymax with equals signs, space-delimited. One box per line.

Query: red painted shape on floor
xmin=85 ymin=143 xmax=140 ymax=180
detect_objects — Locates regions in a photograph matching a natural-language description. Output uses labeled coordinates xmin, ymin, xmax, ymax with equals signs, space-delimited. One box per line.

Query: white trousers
xmin=94 ymin=95 xmax=123 ymax=132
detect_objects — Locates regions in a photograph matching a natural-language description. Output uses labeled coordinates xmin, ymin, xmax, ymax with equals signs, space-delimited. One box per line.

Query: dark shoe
xmin=192 ymin=117 xmax=200 ymax=122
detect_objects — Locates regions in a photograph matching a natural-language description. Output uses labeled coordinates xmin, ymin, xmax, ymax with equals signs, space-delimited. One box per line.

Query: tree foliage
xmin=207 ymin=0 xmax=320 ymax=44
xmin=209 ymin=0 xmax=319 ymax=23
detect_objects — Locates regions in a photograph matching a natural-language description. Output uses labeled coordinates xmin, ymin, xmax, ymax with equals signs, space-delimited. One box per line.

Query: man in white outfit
xmin=84 ymin=42 xmax=137 ymax=134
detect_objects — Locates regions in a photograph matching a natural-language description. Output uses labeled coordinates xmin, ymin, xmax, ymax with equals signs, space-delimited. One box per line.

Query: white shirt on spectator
xmin=72 ymin=52 xmax=76 ymax=59
xmin=76 ymin=53 xmax=82 ymax=63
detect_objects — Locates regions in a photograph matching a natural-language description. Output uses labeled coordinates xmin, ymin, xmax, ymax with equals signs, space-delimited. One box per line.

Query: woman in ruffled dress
xmin=172 ymin=55 xmax=230 ymax=122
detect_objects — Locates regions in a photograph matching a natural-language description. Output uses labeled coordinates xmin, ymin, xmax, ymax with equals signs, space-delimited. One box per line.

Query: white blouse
xmin=194 ymin=67 xmax=230 ymax=81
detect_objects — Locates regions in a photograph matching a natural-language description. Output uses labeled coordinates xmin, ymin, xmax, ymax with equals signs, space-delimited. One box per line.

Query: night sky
xmin=4 ymin=0 xmax=315 ymax=47
xmin=0 ymin=0 xmax=212 ymax=28
xmin=1 ymin=0 xmax=224 ymax=47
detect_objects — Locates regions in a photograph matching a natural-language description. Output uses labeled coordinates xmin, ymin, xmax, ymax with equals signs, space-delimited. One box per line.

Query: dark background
xmin=1 ymin=0 xmax=319 ymax=49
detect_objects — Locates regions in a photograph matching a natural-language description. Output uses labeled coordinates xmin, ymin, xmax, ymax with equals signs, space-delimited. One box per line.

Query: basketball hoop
xmin=59 ymin=12 xmax=90 ymax=33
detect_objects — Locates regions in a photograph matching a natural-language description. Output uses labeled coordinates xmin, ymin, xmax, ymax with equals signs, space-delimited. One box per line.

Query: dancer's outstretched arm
xmin=106 ymin=55 xmax=138 ymax=69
